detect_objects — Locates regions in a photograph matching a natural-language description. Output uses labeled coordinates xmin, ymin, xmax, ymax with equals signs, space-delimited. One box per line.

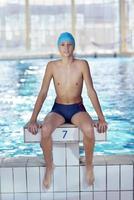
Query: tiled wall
xmin=0 ymin=155 xmax=133 ymax=200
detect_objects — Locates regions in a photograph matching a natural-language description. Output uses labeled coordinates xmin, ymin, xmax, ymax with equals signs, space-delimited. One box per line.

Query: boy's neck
xmin=61 ymin=56 xmax=74 ymax=65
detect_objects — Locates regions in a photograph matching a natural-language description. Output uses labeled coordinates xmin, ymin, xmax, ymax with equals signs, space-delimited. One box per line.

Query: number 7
xmin=62 ymin=130 xmax=67 ymax=138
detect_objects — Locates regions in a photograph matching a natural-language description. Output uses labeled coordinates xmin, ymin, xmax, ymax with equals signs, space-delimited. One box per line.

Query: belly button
xmin=57 ymin=82 xmax=60 ymax=85
xmin=76 ymin=82 xmax=78 ymax=86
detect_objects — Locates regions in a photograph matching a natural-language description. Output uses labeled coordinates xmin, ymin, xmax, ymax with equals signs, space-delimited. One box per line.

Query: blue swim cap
xmin=57 ymin=32 xmax=75 ymax=48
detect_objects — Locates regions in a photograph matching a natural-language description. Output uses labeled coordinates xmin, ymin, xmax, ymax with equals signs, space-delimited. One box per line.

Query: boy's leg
xmin=41 ymin=112 xmax=65 ymax=189
xmin=71 ymin=112 xmax=95 ymax=185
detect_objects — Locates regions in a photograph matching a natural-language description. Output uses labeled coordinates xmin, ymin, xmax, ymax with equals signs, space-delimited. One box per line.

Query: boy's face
xmin=58 ymin=41 xmax=74 ymax=57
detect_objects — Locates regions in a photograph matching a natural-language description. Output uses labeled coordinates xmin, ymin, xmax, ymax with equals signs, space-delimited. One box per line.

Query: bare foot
xmin=43 ymin=164 xmax=55 ymax=189
xmin=86 ymin=165 xmax=95 ymax=186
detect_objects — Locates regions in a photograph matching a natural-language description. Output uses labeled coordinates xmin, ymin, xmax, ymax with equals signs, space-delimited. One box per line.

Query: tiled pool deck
xmin=0 ymin=155 xmax=133 ymax=200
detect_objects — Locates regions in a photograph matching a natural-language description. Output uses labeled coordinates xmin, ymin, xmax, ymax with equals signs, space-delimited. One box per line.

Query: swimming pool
xmin=0 ymin=57 xmax=134 ymax=157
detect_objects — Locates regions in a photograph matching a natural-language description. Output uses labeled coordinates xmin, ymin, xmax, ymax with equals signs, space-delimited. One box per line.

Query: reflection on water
xmin=0 ymin=57 xmax=134 ymax=157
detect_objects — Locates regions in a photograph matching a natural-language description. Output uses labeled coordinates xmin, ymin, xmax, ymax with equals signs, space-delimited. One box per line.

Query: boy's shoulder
xmin=75 ymin=58 xmax=88 ymax=63
xmin=74 ymin=58 xmax=89 ymax=68
xmin=47 ymin=59 xmax=61 ymax=67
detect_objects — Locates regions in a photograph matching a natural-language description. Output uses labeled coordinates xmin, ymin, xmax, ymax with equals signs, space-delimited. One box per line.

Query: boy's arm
xmin=29 ymin=61 xmax=53 ymax=123
xmin=82 ymin=60 xmax=107 ymax=133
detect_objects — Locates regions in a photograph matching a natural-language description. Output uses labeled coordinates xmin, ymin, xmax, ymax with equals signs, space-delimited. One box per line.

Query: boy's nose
xmin=65 ymin=44 xmax=70 ymax=48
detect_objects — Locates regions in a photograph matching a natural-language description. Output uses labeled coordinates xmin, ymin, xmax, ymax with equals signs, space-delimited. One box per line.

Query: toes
xmin=43 ymin=167 xmax=54 ymax=189
xmin=43 ymin=181 xmax=50 ymax=189
xmin=43 ymin=178 xmax=51 ymax=189
xmin=86 ymin=166 xmax=95 ymax=186
xmin=88 ymin=175 xmax=94 ymax=186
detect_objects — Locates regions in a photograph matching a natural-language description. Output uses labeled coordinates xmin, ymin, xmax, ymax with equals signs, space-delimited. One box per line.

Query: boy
xmin=28 ymin=32 xmax=107 ymax=189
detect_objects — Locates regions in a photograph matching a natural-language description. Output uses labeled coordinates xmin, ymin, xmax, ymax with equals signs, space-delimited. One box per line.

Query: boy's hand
xmin=94 ymin=119 xmax=108 ymax=133
xmin=27 ymin=121 xmax=41 ymax=135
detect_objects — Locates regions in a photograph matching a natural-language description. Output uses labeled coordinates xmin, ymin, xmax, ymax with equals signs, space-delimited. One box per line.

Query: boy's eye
xmin=61 ymin=43 xmax=72 ymax=46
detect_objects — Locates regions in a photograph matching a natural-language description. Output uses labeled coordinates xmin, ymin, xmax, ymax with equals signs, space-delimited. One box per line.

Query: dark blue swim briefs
xmin=50 ymin=101 xmax=86 ymax=123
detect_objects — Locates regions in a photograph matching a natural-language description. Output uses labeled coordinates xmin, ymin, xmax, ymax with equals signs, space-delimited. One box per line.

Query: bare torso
xmin=51 ymin=59 xmax=83 ymax=104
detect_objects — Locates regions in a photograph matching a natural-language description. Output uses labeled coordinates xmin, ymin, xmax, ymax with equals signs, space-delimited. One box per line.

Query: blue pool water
xmin=0 ymin=57 xmax=134 ymax=157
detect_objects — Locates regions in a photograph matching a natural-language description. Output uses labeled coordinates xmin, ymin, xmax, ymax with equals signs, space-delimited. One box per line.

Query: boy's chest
xmin=53 ymin=69 xmax=82 ymax=85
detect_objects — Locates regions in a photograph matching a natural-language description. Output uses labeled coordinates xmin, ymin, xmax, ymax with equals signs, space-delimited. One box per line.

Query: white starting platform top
xmin=24 ymin=122 xmax=107 ymax=143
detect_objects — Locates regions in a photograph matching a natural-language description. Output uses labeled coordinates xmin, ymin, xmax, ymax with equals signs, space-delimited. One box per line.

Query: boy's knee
xmin=41 ymin=124 xmax=53 ymax=139
xmin=82 ymin=124 xmax=94 ymax=140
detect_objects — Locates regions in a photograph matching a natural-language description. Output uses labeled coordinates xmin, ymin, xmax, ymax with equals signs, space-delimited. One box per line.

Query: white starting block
xmin=23 ymin=122 xmax=107 ymax=193
xmin=24 ymin=122 xmax=106 ymax=143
